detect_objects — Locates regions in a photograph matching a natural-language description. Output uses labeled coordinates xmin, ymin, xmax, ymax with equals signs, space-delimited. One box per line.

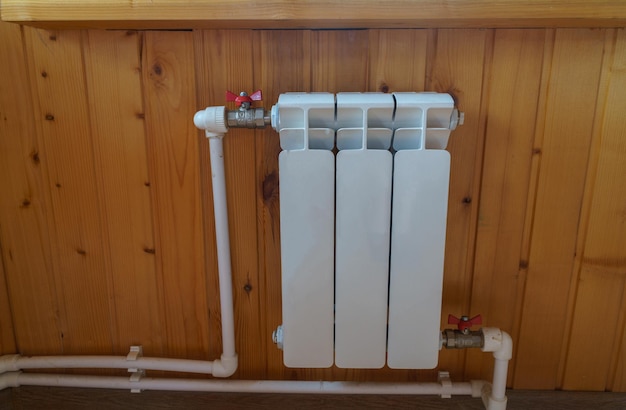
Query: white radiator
xmin=273 ymin=92 xmax=458 ymax=369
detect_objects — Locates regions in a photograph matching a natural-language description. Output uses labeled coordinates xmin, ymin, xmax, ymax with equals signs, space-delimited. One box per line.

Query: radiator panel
xmin=387 ymin=149 xmax=450 ymax=369
xmin=278 ymin=150 xmax=335 ymax=368
xmin=334 ymin=149 xmax=392 ymax=369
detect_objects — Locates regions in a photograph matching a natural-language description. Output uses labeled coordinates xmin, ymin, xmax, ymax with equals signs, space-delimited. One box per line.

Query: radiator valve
xmin=441 ymin=314 xmax=484 ymax=349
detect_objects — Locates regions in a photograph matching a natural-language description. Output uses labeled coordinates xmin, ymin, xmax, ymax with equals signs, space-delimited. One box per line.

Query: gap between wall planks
xmin=513 ymin=28 xmax=608 ymax=390
xmin=2 ymin=23 xmax=626 ymax=391
xmin=562 ymin=28 xmax=626 ymax=391
xmin=465 ymin=28 xmax=546 ymax=385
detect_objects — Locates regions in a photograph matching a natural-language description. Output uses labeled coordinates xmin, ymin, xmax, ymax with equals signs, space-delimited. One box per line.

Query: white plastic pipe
xmin=207 ymin=133 xmax=238 ymax=370
xmin=0 ymin=371 xmax=485 ymax=397
xmin=480 ymin=328 xmax=513 ymax=410
xmin=0 ymin=354 xmax=212 ymax=374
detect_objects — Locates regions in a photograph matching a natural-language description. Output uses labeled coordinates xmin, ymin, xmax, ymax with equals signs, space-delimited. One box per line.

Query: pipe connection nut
xmin=441 ymin=329 xmax=484 ymax=349
xmin=226 ymin=108 xmax=271 ymax=129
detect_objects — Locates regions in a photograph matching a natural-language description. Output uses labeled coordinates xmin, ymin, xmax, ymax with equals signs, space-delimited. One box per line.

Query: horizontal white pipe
xmin=0 ymin=372 xmax=485 ymax=397
xmin=0 ymin=354 xmax=212 ymax=374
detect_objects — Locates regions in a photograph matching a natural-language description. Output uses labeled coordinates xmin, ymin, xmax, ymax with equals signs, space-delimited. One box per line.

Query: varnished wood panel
xmin=465 ymin=29 xmax=546 ymax=384
xmin=24 ymin=27 xmax=114 ymax=354
xmin=143 ymin=31 xmax=209 ymax=359
xmin=4 ymin=0 xmax=626 ymax=29
xmin=562 ymin=29 xmax=626 ymax=391
xmin=0 ymin=22 xmax=62 ymax=355
xmin=82 ymin=30 xmax=162 ymax=356
xmin=513 ymin=28 xmax=607 ymax=389
xmin=1 ymin=23 xmax=626 ymax=391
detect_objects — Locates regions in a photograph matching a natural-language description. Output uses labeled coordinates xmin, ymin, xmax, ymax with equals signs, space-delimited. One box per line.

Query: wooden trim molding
xmin=2 ymin=0 xmax=626 ymax=29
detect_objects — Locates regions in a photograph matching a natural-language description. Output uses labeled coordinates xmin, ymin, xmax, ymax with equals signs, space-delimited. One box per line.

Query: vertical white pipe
xmin=491 ymin=358 xmax=508 ymax=401
xmin=208 ymin=134 xmax=236 ymax=359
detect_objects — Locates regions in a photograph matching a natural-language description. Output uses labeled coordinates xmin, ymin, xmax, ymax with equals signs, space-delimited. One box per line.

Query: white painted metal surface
xmin=387 ymin=149 xmax=450 ymax=369
xmin=334 ymin=93 xmax=393 ymax=368
xmin=275 ymin=93 xmax=336 ymax=368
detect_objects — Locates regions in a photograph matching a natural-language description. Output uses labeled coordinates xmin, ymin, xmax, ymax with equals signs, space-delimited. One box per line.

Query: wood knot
xmin=143 ymin=247 xmax=156 ymax=255
xmin=20 ymin=198 xmax=31 ymax=208
xmin=380 ymin=83 xmax=390 ymax=93
xmin=152 ymin=63 xmax=163 ymax=76
xmin=41 ymin=71 xmax=48 ymax=78
xmin=31 ymin=151 xmax=40 ymax=165
xmin=243 ymin=282 xmax=253 ymax=294
xmin=262 ymin=171 xmax=279 ymax=203
xmin=45 ymin=114 xmax=55 ymax=121
xmin=76 ymin=248 xmax=87 ymax=256
xmin=462 ymin=196 xmax=472 ymax=204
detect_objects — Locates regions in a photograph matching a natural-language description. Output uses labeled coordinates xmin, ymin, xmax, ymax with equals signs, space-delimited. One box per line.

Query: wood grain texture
xmin=143 ymin=31 xmax=209 ymax=360
xmin=0 ymin=22 xmax=62 ymax=355
xmin=426 ymin=29 xmax=490 ymax=379
xmin=465 ymin=29 xmax=546 ymax=384
xmin=562 ymin=29 xmax=626 ymax=391
xmin=368 ymin=29 xmax=428 ymax=93
xmin=513 ymin=28 xmax=607 ymax=390
xmin=24 ymin=27 xmax=114 ymax=354
xmin=3 ymin=0 xmax=626 ymax=29
xmin=82 ymin=30 xmax=163 ymax=356
xmin=0 ymin=252 xmax=16 ymax=354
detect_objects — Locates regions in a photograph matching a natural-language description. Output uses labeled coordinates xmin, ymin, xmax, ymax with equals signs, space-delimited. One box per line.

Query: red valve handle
xmin=448 ymin=314 xmax=482 ymax=332
xmin=226 ymin=90 xmax=263 ymax=107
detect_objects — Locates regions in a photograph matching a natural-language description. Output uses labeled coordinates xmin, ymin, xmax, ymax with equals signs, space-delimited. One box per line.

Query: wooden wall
xmin=0 ymin=21 xmax=625 ymax=391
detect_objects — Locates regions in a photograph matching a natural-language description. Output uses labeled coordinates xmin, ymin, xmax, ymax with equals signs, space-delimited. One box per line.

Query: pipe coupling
xmin=226 ymin=108 xmax=271 ymax=129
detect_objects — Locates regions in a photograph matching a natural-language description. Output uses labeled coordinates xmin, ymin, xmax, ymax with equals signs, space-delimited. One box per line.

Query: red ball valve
xmin=448 ymin=314 xmax=482 ymax=333
xmin=226 ymin=90 xmax=263 ymax=108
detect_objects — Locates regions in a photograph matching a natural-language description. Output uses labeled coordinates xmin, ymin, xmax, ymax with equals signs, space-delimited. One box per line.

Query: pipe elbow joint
xmin=0 ymin=371 xmax=21 ymax=391
xmin=194 ymin=106 xmax=228 ymax=137
xmin=211 ymin=354 xmax=238 ymax=378
xmin=0 ymin=354 xmax=20 ymax=374
xmin=481 ymin=328 xmax=513 ymax=361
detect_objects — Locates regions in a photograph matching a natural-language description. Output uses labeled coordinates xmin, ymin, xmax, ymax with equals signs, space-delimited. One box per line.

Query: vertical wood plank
xmin=513 ymin=28 xmax=607 ymax=390
xmin=0 ymin=22 xmax=61 ymax=355
xmin=0 ymin=252 xmax=16 ymax=354
xmin=196 ymin=29 xmax=263 ymax=378
xmin=253 ymin=30 xmax=312 ymax=380
xmin=24 ymin=27 xmax=114 ymax=354
xmin=143 ymin=31 xmax=209 ymax=359
xmin=465 ymin=29 xmax=546 ymax=383
xmin=562 ymin=29 xmax=626 ymax=391
xmin=83 ymin=30 xmax=163 ymax=356
xmin=426 ymin=28 xmax=490 ymax=379
xmin=311 ymin=30 xmax=369 ymax=93
xmin=368 ymin=29 xmax=428 ymax=92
